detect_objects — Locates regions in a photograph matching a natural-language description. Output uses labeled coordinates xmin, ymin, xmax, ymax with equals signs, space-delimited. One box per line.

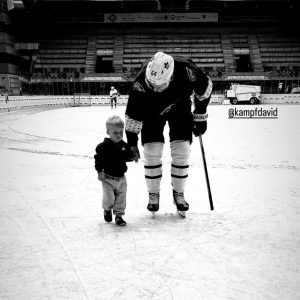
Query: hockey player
xmin=125 ymin=51 xmax=212 ymax=215
xmin=110 ymin=86 xmax=119 ymax=108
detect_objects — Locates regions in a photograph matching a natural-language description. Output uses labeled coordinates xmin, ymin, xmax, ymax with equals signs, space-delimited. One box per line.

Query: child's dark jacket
xmin=94 ymin=138 xmax=131 ymax=177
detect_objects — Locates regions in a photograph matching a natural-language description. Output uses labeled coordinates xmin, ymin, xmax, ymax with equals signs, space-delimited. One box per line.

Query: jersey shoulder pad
xmin=174 ymin=56 xmax=196 ymax=66
xmin=132 ymin=64 xmax=147 ymax=93
xmin=132 ymin=80 xmax=146 ymax=93
xmin=185 ymin=66 xmax=197 ymax=82
xmin=174 ymin=57 xmax=198 ymax=82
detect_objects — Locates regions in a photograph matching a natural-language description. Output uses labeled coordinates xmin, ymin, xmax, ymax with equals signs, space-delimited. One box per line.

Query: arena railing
xmin=1 ymin=94 xmax=300 ymax=111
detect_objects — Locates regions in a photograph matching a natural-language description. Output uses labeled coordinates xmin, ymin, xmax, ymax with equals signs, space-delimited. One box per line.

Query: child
xmin=94 ymin=115 xmax=133 ymax=226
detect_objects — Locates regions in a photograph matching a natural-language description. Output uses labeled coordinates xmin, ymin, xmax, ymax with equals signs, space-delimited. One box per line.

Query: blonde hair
xmin=106 ymin=115 xmax=124 ymax=132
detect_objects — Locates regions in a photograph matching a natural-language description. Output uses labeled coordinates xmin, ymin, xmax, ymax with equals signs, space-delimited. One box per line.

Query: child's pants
xmin=101 ymin=174 xmax=127 ymax=216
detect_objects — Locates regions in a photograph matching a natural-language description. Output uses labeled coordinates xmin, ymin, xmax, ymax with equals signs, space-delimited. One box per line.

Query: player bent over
xmin=94 ymin=116 xmax=134 ymax=226
xmin=125 ymin=52 xmax=212 ymax=216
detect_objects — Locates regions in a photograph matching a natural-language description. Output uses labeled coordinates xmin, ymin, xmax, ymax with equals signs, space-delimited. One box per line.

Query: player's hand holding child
xmin=98 ymin=171 xmax=105 ymax=181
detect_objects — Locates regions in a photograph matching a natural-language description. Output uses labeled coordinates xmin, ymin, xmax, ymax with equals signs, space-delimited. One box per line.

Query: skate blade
xmin=151 ymin=212 xmax=156 ymax=219
xmin=177 ymin=210 xmax=186 ymax=218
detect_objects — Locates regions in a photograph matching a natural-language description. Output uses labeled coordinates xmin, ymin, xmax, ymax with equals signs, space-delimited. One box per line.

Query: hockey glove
xmin=192 ymin=113 xmax=208 ymax=136
xmin=129 ymin=146 xmax=140 ymax=162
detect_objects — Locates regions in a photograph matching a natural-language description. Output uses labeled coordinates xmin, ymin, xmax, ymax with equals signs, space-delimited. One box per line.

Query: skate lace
xmin=174 ymin=191 xmax=186 ymax=204
xmin=149 ymin=193 xmax=159 ymax=204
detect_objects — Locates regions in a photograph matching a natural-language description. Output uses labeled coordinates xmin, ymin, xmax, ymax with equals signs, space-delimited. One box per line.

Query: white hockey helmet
xmin=145 ymin=52 xmax=174 ymax=92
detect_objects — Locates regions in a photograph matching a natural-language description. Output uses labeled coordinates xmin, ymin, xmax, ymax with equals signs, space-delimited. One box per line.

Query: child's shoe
xmin=115 ymin=215 xmax=127 ymax=226
xmin=104 ymin=210 xmax=112 ymax=222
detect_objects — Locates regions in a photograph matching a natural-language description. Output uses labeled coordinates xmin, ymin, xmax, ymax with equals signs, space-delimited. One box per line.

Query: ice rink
xmin=0 ymin=104 xmax=299 ymax=300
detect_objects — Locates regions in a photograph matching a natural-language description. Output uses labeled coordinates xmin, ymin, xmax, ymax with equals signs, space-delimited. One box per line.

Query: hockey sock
xmin=144 ymin=142 xmax=164 ymax=193
xmin=170 ymin=140 xmax=191 ymax=192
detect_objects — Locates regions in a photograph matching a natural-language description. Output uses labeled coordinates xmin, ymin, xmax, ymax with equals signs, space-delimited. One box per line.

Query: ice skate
xmin=147 ymin=192 xmax=159 ymax=218
xmin=173 ymin=190 xmax=189 ymax=217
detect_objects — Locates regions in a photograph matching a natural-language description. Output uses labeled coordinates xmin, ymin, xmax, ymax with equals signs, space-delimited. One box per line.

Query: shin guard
xmin=144 ymin=142 xmax=164 ymax=193
xmin=170 ymin=140 xmax=191 ymax=192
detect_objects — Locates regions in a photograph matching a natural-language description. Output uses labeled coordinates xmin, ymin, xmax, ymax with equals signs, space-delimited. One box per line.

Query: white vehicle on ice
xmin=225 ymin=84 xmax=261 ymax=105
xmin=291 ymin=86 xmax=300 ymax=94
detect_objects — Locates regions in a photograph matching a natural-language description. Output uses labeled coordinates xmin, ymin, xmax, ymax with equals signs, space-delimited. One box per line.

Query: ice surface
xmin=0 ymin=105 xmax=300 ymax=299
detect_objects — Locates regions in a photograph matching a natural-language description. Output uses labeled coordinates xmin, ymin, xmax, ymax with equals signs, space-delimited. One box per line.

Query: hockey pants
xmin=144 ymin=141 xmax=191 ymax=193
xmin=110 ymin=97 xmax=117 ymax=107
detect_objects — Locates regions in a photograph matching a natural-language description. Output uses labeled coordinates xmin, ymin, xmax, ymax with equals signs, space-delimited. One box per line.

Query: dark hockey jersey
xmin=125 ymin=56 xmax=212 ymax=146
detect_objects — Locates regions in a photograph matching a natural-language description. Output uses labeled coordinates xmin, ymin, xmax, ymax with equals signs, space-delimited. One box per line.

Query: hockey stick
xmin=199 ymin=135 xmax=214 ymax=211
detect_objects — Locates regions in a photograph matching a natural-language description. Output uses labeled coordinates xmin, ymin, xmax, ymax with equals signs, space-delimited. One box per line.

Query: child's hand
xmin=98 ymin=171 xmax=105 ymax=181
xmin=129 ymin=146 xmax=140 ymax=162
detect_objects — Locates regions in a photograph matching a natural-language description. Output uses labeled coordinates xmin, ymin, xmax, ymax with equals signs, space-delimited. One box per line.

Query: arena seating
xmin=123 ymin=33 xmax=224 ymax=73
xmin=35 ymin=36 xmax=87 ymax=69
xmin=31 ymin=29 xmax=300 ymax=83
xmin=97 ymin=36 xmax=114 ymax=51
xmin=258 ymin=34 xmax=300 ymax=69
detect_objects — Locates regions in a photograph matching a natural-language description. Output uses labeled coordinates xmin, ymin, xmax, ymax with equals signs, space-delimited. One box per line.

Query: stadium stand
xmin=123 ymin=31 xmax=224 ymax=73
xmin=258 ymin=34 xmax=300 ymax=69
xmin=1 ymin=0 xmax=299 ymax=97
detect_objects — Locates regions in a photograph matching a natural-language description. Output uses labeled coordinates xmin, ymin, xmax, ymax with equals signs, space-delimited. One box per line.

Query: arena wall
xmin=0 ymin=94 xmax=299 ymax=111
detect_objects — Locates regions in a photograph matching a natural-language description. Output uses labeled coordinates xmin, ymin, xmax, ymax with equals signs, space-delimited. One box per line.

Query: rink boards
xmin=0 ymin=94 xmax=300 ymax=111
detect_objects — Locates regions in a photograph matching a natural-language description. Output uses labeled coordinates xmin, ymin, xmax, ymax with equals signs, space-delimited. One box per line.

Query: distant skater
xmin=110 ymin=86 xmax=119 ymax=108
xmin=94 ymin=116 xmax=134 ymax=226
